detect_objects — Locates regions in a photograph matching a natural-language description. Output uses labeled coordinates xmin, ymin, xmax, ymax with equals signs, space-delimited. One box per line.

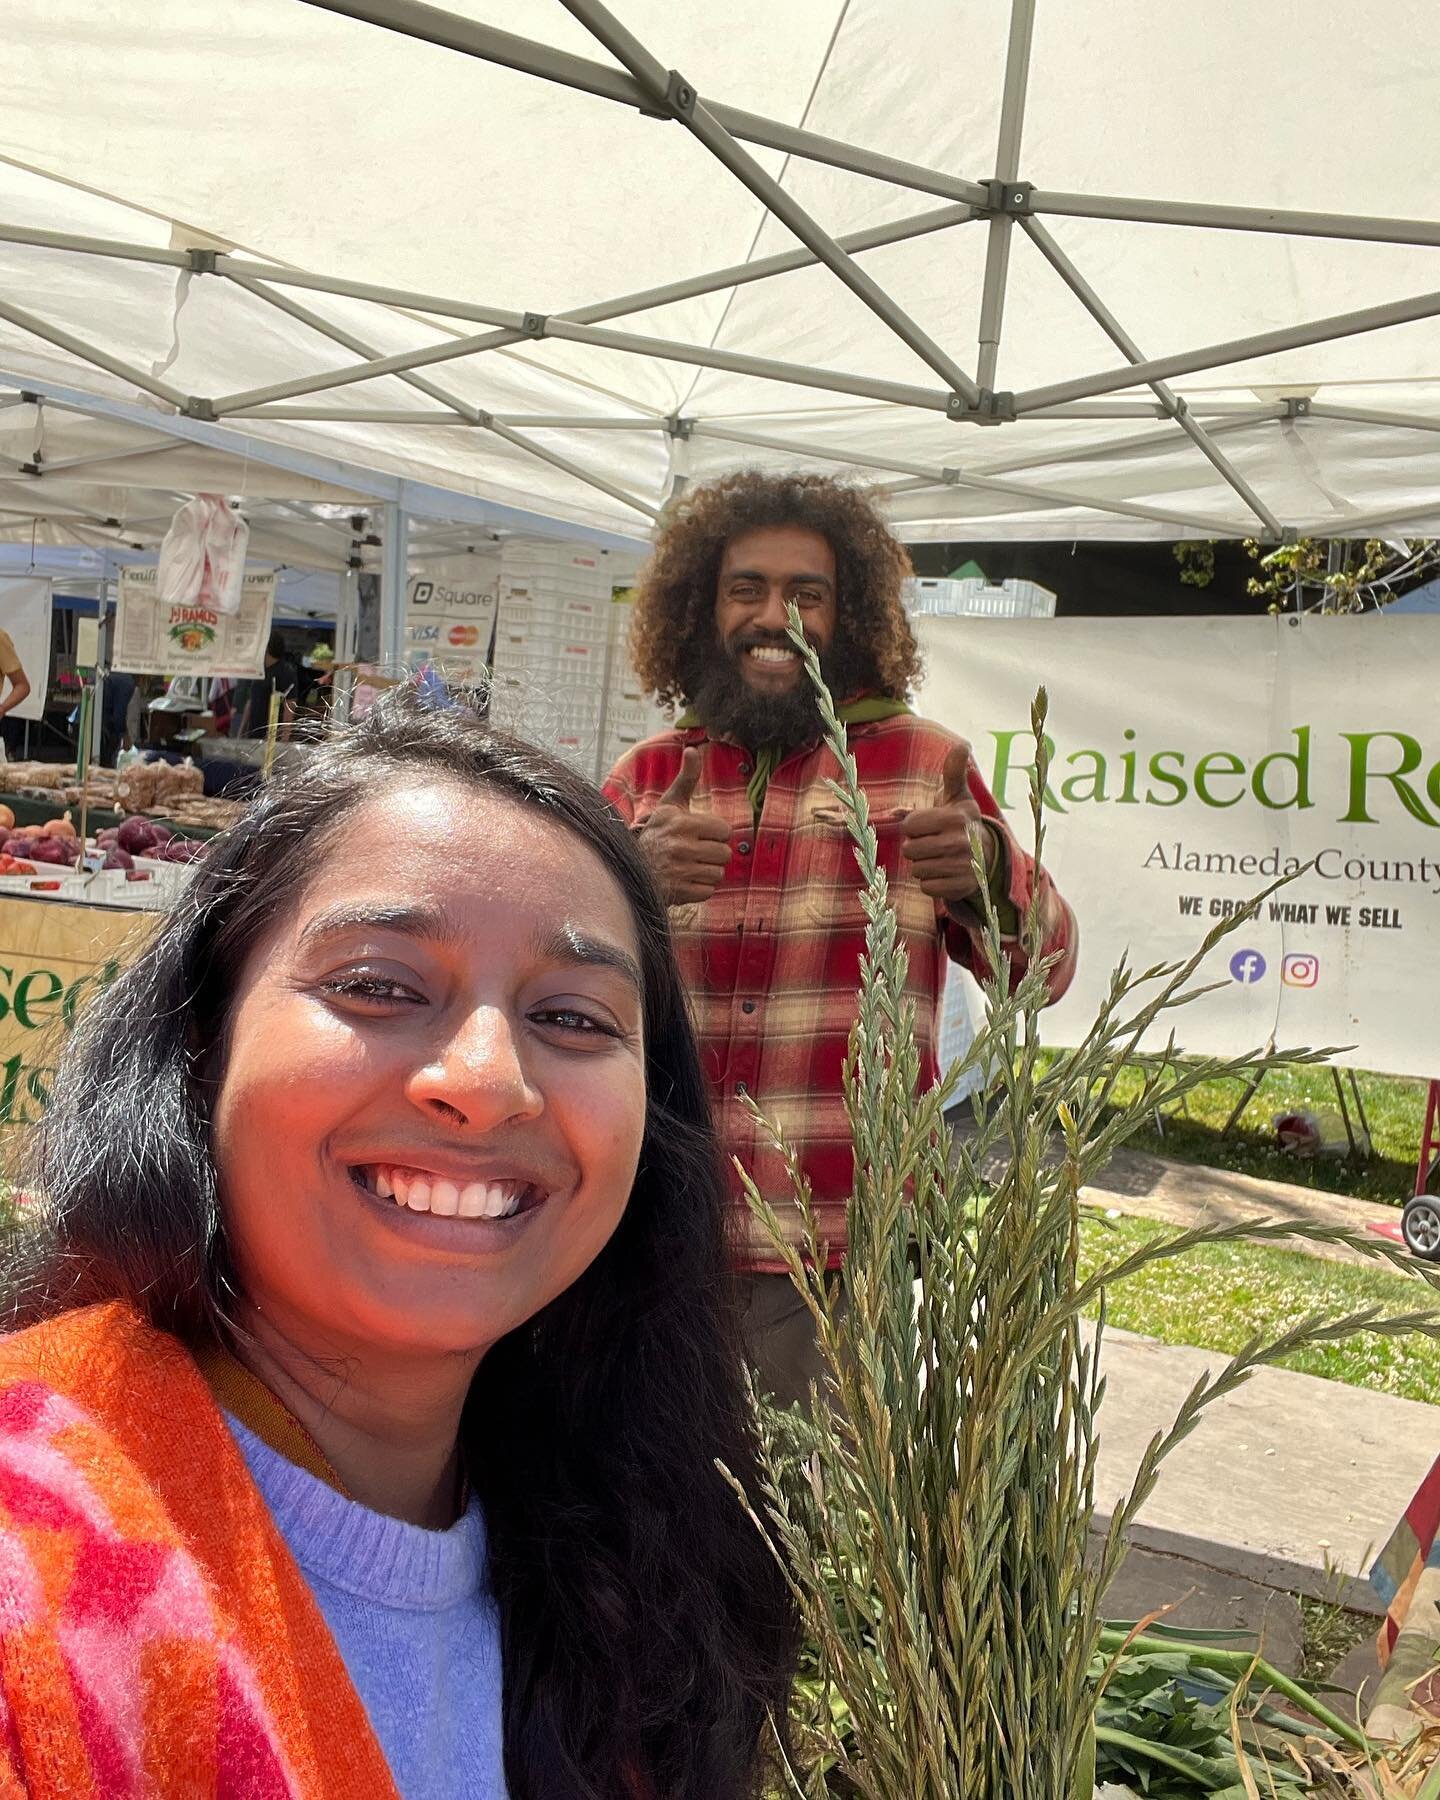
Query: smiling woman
xmin=0 ymin=693 xmax=796 ymax=1800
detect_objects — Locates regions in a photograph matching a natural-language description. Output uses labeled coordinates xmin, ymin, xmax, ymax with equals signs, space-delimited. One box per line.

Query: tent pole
xmin=333 ymin=567 xmax=359 ymax=725
xmin=35 ymin=439 xmax=188 ymax=476
xmin=1019 ymin=217 xmax=1283 ymax=534
xmin=689 ymin=422 xmax=1245 ymax=533
xmin=230 ymin=274 xmax=478 ymax=421
xmin=208 ymin=317 xmax=957 ymax=416
xmin=1294 ymin=501 xmax=1440 ymax=535
xmin=215 ymin=199 xmax=974 ymax=337
xmin=1030 ymin=189 xmax=1440 ymax=249
xmin=537 ymin=325 xmax=950 ymax=411
xmin=976 ymin=0 xmax=1036 ymax=391
xmin=480 ymin=417 xmax=659 ymax=520
xmin=1305 ymin=402 xmax=1440 ymax=435
xmin=232 ymin=409 xmax=669 ymax=428
xmin=379 ymin=503 xmax=408 ymax=676
xmin=0 ymin=223 xmax=193 ymax=266
xmin=230 ymin=407 xmax=484 ymax=424
xmin=231 ymin=275 xmax=660 ymax=517
xmin=563 ymin=203 xmax=977 ymax=322
xmin=693 ymin=425 xmax=945 ymax=484
xmin=1013 ymin=285 xmax=1440 ymax=413
xmin=943 ymin=412 xmax=1276 ymax=482
xmin=555 ymin=0 xmax=982 ymax=409
xmin=295 ymin=0 xmax=988 ymax=206
xmin=0 ymin=297 xmax=188 ymax=409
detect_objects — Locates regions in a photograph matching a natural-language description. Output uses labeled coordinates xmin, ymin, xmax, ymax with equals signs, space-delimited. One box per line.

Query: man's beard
xmin=684 ymin=630 xmax=867 ymax=754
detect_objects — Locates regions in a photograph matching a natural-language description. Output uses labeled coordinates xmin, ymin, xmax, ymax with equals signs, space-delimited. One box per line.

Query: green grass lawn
xmin=1078 ymin=1211 xmax=1440 ymax=1401
xmin=1064 ymin=1059 xmax=1430 ymax=1206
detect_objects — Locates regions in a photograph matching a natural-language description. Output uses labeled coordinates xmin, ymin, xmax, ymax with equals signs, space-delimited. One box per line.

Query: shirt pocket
xmin=798 ymin=804 xmax=933 ymax=937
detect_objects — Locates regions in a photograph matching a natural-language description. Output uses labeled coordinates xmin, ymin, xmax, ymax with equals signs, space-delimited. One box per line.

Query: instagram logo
xmin=1282 ymin=953 xmax=1320 ymax=988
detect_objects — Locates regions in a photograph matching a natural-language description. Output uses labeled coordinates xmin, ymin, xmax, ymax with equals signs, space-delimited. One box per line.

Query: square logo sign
xmin=411 ymin=581 xmax=435 ymax=606
xmin=1282 ymin=953 xmax=1321 ymax=988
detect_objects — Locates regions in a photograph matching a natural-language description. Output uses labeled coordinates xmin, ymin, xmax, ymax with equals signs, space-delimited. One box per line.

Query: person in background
xmin=99 ymin=667 xmax=137 ymax=766
xmin=234 ymin=633 xmax=299 ymax=740
xmin=0 ymin=627 xmax=32 ymax=741
xmin=208 ymin=674 xmax=235 ymax=739
xmin=603 ymin=470 xmax=1078 ymax=1407
xmin=0 ymin=692 xmax=795 ymax=1798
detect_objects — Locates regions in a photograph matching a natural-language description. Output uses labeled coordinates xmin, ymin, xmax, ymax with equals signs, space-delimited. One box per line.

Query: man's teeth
xmin=748 ymin=645 xmax=797 ymax=664
xmin=366 ymin=1167 xmax=524 ymax=1219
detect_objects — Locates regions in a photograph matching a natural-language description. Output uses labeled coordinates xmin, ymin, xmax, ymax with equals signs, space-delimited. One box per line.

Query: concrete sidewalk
xmin=1082 ymin=1146 xmax=1407 ymax=1269
xmin=1088 ymin=1320 xmax=1440 ymax=1614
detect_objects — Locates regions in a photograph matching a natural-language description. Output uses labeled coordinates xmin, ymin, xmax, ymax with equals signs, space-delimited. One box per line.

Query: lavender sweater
xmin=227 ymin=1416 xmax=508 ymax=1799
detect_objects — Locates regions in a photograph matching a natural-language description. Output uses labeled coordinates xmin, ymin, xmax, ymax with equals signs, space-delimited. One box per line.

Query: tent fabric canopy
xmin=1 ymin=0 xmax=1439 ymax=543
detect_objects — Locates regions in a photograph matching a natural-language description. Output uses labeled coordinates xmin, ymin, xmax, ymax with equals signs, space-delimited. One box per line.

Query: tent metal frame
xmin=0 ymin=0 xmax=1434 ymax=547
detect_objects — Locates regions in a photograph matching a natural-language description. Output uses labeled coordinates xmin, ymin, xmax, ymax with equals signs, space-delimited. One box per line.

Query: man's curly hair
xmin=629 ymin=470 xmax=922 ymax=709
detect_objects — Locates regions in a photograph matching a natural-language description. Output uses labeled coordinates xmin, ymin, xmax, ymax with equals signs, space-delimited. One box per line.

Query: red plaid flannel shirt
xmin=603 ymin=712 xmax=1077 ymax=1271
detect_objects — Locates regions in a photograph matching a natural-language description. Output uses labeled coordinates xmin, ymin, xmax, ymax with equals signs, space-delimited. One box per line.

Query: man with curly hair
xmin=603 ymin=470 xmax=1076 ymax=1405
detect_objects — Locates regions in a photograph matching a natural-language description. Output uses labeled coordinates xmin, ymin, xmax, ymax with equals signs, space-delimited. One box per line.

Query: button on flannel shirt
xmin=603 ymin=711 xmax=1078 ymax=1271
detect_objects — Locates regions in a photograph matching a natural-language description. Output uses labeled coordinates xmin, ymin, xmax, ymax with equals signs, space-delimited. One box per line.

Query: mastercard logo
xmin=448 ymin=624 xmax=480 ymax=647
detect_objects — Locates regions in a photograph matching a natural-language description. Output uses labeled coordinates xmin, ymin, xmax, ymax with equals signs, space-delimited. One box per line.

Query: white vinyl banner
xmin=915 ymin=615 xmax=1440 ymax=1079
xmin=405 ymin=556 xmax=499 ymax=686
xmin=0 ymin=577 xmax=51 ymax=722
xmin=114 ymin=567 xmax=275 ymax=678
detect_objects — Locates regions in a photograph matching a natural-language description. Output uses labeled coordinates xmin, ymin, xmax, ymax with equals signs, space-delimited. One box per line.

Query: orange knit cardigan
xmin=0 ymin=1301 xmax=400 ymax=1798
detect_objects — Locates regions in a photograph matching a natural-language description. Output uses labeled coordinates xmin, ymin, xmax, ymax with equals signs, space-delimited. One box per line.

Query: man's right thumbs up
xmin=659 ymin=745 xmax=703 ymax=810
xmin=638 ymin=746 xmax=734 ymax=908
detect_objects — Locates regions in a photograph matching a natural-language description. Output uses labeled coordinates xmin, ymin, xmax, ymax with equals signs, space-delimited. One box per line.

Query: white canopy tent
xmin=0 ymin=0 xmax=1438 ymax=557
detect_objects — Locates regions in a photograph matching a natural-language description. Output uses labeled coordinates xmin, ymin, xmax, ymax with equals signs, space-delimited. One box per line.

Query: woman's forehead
xmin=297 ymin=778 xmax=638 ymax=950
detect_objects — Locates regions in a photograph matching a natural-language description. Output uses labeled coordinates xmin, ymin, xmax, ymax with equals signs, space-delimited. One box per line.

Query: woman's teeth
xmin=364 ymin=1167 xmax=525 ymax=1219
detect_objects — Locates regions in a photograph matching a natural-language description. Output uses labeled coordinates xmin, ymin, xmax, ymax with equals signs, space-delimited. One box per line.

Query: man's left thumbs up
xmin=899 ymin=738 xmax=997 ymax=902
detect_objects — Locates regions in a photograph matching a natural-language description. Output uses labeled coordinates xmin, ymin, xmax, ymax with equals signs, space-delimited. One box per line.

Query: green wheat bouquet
xmin=727 ymin=614 xmax=1440 ymax=1800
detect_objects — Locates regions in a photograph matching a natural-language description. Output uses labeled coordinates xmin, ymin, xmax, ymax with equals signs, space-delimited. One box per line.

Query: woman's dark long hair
xmin=5 ymin=690 xmax=797 ymax=1798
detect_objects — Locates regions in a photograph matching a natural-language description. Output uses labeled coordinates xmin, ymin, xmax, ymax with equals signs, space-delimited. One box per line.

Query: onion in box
xmin=115 ymin=817 xmax=160 ymax=855
xmin=100 ymin=848 xmax=134 ymax=871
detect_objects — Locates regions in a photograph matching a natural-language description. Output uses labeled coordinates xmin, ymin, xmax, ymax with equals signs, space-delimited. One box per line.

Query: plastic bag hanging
xmin=156 ymin=495 xmax=250 ymax=615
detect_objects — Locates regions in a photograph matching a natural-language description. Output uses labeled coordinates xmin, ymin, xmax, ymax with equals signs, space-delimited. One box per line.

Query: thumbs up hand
xmin=637 ymin=747 xmax=734 ymax=907
xmin=898 ymin=740 xmax=999 ymax=903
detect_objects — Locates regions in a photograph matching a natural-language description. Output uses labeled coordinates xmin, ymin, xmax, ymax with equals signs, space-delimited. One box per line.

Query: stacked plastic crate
xmin=491 ymin=540 xmax=614 ymax=776
xmin=597 ymin=591 xmax=669 ymax=781
xmin=904 ymin=575 xmax=1057 ymax=619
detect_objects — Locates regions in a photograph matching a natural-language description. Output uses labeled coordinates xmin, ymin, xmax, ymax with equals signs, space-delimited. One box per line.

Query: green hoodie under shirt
xmin=675 ymin=695 xmax=912 ymax=821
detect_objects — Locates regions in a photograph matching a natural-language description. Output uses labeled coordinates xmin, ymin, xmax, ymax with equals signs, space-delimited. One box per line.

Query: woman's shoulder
xmin=0 ymin=1304 xmax=400 ymax=1796
xmin=0 ymin=1300 xmax=200 ymax=1439
xmin=0 ymin=1296 xmax=161 ymax=1372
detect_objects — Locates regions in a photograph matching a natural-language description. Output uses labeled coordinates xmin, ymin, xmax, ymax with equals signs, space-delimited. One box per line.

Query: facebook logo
xmin=1229 ymin=949 xmax=1267 ymax=984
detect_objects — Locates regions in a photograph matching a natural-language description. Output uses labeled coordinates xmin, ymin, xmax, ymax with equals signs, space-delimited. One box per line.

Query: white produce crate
xmin=905 ymin=576 xmax=1056 ymax=619
xmin=937 ymin=970 xmax=991 ymax=1105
